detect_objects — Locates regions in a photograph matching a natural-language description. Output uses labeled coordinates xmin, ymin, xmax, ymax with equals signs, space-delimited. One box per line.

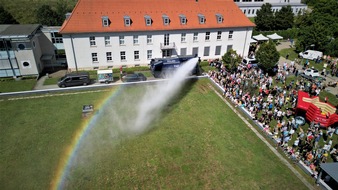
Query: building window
xmin=248 ymin=9 xmax=251 ymax=14
xmin=216 ymin=14 xmax=223 ymax=23
xmin=180 ymin=48 xmax=187 ymax=56
xmin=203 ymin=46 xmax=210 ymax=56
xmin=192 ymin=47 xmax=198 ymax=57
xmin=147 ymin=35 xmax=152 ymax=44
xmin=162 ymin=14 xmax=169 ymax=25
xmin=215 ymin=46 xmax=221 ymax=55
xmin=205 ymin=32 xmax=210 ymax=41
xmin=120 ymin=51 xmax=126 ymax=61
xmin=227 ymin=45 xmax=233 ymax=52
xmin=102 ymin=16 xmax=109 ymax=27
xmin=89 ymin=36 xmax=96 ymax=46
xmin=105 ymin=36 xmax=110 ymax=46
xmin=133 ymin=35 xmax=139 ymax=44
xmin=179 ymin=14 xmax=187 ymax=25
xmin=181 ymin=33 xmax=186 ymax=42
xmin=147 ymin=50 xmax=152 ymax=59
xmin=193 ymin=32 xmax=198 ymax=42
xmin=217 ymin=31 xmax=222 ymax=40
xmin=134 ymin=51 xmax=140 ymax=60
xmin=228 ymin=31 xmax=233 ymax=39
xmin=106 ymin=52 xmax=112 ymax=61
xmin=119 ymin=36 xmax=125 ymax=45
xmin=252 ymin=9 xmax=255 ymax=15
xmin=22 ymin=61 xmax=31 ymax=68
xmin=51 ymin=32 xmax=63 ymax=43
xmin=198 ymin=14 xmax=205 ymax=24
xmin=144 ymin=15 xmax=151 ymax=26
xmin=124 ymin=15 xmax=131 ymax=26
xmin=92 ymin=53 xmax=98 ymax=62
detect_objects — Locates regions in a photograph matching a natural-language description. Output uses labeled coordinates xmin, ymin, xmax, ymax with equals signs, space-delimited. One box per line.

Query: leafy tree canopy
xmin=36 ymin=1 xmax=72 ymax=26
xmin=295 ymin=0 xmax=338 ymax=56
xmin=255 ymin=3 xmax=274 ymax=31
xmin=0 ymin=5 xmax=18 ymax=24
xmin=256 ymin=41 xmax=280 ymax=69
xmin=274 ymin=5 xmax=294 ymax=30
xmin=221 ymin=49 xmax=242 ymax=70
xmin=36 ymin=5 xmax=59 ymax=26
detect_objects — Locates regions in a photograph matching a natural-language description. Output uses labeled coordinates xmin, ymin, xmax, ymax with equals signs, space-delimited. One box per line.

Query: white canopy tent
xmin=252 ymin=34 xmax=269 ymax=41
xmin=249 ymin=38 xmax=257 ymax=43
xmin=267 ymin=33 xmax=283 ymax=40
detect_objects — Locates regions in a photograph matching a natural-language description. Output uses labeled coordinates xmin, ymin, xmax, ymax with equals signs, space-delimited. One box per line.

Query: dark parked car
xmin=121 ymin=73 xmax=147 ymax=82
xmin=58 ymin=72 xmax=91 ymax=88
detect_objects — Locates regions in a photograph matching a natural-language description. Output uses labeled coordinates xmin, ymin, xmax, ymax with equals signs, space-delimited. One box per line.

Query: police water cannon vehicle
xmin=150 ymin=55 xmax=201 ymax=78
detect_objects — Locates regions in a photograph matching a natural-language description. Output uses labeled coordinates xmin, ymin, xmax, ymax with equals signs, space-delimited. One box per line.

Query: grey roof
xmin=0 ymin=24 xmax=41 ymax=39
xmin=320 ymin=163 xmax=338 ymax=183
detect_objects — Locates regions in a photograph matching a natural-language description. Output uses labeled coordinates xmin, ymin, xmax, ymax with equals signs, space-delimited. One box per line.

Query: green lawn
xmin=0 ymin=79 xmax=308 ymax=189
xmin=0 ymin=78 xmax=36 ymax=92
xmin=43 ymin=77 xmax=59 ymax=85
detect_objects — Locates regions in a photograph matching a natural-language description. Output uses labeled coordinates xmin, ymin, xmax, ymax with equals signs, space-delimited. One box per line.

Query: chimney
xmin=65 ymin=13 xmax=72 ymax=20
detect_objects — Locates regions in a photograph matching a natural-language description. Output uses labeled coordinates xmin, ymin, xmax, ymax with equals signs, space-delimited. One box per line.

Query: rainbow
xmin=50 ymin=86 xmax=121 ymax=190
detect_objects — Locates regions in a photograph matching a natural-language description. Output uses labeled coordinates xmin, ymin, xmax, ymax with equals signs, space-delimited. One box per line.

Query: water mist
xmin=61 ymin=58 xmax=199 ymax=187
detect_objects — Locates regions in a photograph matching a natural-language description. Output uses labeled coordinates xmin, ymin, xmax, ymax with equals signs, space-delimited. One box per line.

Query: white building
xmin=234 ymin=0 xmax=307 ymax=17
xmin=60 ymin=0 xmax=255 ymax=71
xmin=0 ymin=24 xmax=56 ymax=78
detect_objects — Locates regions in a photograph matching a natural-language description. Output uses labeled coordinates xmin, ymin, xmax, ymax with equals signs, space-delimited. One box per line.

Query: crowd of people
xmin=207 ymin=60 xmax=338 ymax=178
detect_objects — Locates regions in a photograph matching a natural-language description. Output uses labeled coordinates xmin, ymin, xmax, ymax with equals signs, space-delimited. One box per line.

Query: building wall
xmin=15 ymin=48 xmax=39 ymax=76
xmin=235 ymin=0 xmax=307 ymax=17
xmin=64 ymin=27 xmax=253 ymax=70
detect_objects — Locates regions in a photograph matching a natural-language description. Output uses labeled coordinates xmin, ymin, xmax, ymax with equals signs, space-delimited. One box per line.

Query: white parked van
xmin=298 ymin=50 xmax=323 ymax=60
xmin=97 ymin=70 xmax=113 ymax=83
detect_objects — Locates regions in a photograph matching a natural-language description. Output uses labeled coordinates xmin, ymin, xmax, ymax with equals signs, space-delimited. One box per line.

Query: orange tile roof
xmin=60 ymin=0 xmax=255 ymax=34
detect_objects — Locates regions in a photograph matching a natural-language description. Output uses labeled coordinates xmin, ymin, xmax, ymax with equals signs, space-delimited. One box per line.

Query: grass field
xmin=0 ymin=78 xmax=37 ymax=92
xmin=0 ymin=79 xmax=308 ymax=189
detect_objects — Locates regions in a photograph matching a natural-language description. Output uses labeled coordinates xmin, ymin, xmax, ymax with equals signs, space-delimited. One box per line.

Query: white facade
xmin=234 ymin=0 xmax=307 ymax=17
xmin=64 ymin=28 xmax=253 ymax=70
xmin=0 ymin=24 xmax=57 ymax=77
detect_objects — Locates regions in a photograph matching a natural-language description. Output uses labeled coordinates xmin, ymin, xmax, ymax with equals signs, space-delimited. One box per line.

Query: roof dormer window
xmin=102 ymin=16 xmax=109 ymax=27
xmin=179 ymin=14 xmax=187 ymax=25
xmin=198 ymin=14 xmax=205 ymax=24
xmin=216 ymin=14 xmax=223 ymax=23
xmin=162 ymin=14 xmax=169 ymax=26
xmin=144 ymin=15 xmax=152 ymax=26
xmin=124 ymin=15 xmax=131 ymax=26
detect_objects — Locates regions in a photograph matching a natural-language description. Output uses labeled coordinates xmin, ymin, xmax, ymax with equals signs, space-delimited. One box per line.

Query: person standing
xmin=119 ymin=65 xmax=123 ymax=79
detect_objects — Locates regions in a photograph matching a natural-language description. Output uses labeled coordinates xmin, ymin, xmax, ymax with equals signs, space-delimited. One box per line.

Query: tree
xmin=256 ymin=41 xmax=280 ymax=70
xmin=221 ymin=49 xmax=241 ymax=70
xmin=36 ymin=5 xmax=59 ymax=26
xmin=56 ymin=0 xmax=71 ymax=25
xmin=295 ymin=0 xmax=338 ymax=55
xmin=254 ymin=3 xmax=274 ymax=31
xmin=0 ymin=5 xmax=18 ymax=24
xmin=274 ymin=5 xmax=294 ymax=30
